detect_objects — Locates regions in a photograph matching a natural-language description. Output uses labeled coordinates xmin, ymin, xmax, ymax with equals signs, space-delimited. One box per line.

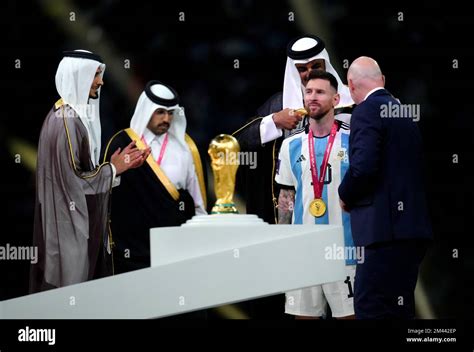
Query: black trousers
xmin=354 ymin=239 xmax=430 ymax=319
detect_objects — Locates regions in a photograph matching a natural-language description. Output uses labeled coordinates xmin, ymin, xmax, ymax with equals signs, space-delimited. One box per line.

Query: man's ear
xmin=348 ymin=78 xmax=354 ymax=92
xmin=333 ymin=93 xmax=340 ymax=107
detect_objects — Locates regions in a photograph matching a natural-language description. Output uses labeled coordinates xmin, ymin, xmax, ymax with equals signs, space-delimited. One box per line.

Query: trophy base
xmin=210 ymin=203 xmax=239 ymax=214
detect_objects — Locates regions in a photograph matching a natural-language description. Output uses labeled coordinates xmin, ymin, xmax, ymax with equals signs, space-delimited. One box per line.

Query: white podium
xmin=0 ymin=215 xmax=346 ymax=319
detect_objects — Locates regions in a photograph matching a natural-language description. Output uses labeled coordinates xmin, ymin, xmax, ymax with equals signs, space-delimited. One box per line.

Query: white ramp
xmin=0 ymin=215 xmax=346 ymax=319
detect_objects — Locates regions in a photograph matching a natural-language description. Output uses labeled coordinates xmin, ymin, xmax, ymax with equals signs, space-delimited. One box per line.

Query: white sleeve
xmin=260 ymin=114 xmax=283 ymax=144
xmin=185 ymin=153 xmax=207 ymax=215
xmin=274 ymin=140 xmax=294 ymax=186
xmin=110 ymin=163 xmax=121 ymax=188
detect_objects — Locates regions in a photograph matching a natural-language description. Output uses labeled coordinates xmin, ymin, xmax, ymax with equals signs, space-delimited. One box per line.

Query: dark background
xmin=1 ymin=0 xmax=472 ymax=320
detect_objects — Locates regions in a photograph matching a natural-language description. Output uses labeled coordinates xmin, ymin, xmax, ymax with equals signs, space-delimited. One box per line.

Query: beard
xmin=152 ymin=123 xmax=170 ymax=135
xmin=308 ymin=105 xmax=331 ymax=121
xmin=311 ymin=113 xmax=325 ymax=121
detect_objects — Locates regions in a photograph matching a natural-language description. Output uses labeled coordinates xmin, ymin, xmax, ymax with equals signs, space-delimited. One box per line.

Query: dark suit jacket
xmin=338 ymin=89 xmax=432 ymax=247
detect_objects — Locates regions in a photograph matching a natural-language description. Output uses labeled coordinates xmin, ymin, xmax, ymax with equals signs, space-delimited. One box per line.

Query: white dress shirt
xmin=143 ymin=128 xmax=206 ymax=215
xmin=363 ymin=87 xmax=384 ymax=102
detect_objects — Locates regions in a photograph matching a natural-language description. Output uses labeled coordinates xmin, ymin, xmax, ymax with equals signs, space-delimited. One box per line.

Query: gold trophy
xmin=208 ymin=134 xmax=240 ymax=214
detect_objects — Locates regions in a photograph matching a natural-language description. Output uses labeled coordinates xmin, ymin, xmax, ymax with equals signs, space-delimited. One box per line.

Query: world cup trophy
xmin=208 ymin=134 xmax=240 ymax=214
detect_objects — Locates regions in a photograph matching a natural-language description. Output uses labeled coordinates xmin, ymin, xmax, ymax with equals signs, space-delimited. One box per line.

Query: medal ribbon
xmin=308 ymin=122 xmax=339 ymax=199
xmin=141 ymin=133 xmax=169 ymax=165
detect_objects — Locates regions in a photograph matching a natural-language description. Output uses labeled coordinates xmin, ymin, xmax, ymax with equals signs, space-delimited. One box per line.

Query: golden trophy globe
xmin=208 ymin=134 xmax=240 ymax=214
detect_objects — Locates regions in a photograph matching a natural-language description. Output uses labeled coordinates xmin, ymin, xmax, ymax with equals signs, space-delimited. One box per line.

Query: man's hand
xmin=339 ymin=198 xmax=350 ymax=212
xmin=110 ymin=141 xmax=151 ymax=175
xmin=273 ymin=108 xmax=304 ymax=130
xmin=277 ymin=188 xmax=295 ymax=224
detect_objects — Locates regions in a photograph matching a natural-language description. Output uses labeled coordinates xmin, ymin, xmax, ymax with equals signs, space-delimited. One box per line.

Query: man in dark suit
xmin=338 ymin=56 xmax=433 ymax=319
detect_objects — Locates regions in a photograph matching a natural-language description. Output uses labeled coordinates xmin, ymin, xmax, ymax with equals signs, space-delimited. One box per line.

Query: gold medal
xmin=309 ymin=198 xmax=326 ymax=217
xmin=295 ymin=108 xmax=308 ymax=116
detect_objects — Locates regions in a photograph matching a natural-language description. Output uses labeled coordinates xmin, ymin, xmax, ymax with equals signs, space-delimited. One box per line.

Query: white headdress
xmin=55 ymin=50 xmax=105 ymax=165
xmin=130 ymin=81 xmax=188 ymax=153
xmin=283 ymin=35 xmax=353 ymax=109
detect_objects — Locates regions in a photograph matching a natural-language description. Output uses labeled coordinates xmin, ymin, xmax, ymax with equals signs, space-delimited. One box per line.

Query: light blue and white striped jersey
xmin=275 ymin=123 xmax=356 ymax=265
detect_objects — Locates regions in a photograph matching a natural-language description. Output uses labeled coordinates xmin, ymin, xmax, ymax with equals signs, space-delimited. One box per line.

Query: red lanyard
xmin=308 ymin=122 xmax=338 ymax=199
xmin=141 ymin=133 xmax=169 ymax=165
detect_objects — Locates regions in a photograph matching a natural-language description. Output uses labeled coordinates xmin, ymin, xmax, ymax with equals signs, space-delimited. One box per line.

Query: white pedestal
xmin=0 ymin=214 xmax=346 ymax=319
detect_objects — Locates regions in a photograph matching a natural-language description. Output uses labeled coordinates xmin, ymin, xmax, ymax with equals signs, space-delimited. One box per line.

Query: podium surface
xmin=1 ymin=215 xmax=346 ymax=319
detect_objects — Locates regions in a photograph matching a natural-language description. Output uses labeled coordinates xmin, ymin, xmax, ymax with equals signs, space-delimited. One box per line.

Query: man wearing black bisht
xmin=234 ymin=35 xmax=353 ymax=225
xmin=233 ymin=35 xmax=353 ymax=318
xmin=104 ymin=81 xmax=207 ymax=274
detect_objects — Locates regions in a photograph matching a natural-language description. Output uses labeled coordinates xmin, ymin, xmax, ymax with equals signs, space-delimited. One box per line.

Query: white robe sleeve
xmin=185 ymin=152 xmax=207 ymax=215
xmin=110 ymin=163 xmax=121 ymax=188
xmin=260 ymin=114 xmax=283 ymax=144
